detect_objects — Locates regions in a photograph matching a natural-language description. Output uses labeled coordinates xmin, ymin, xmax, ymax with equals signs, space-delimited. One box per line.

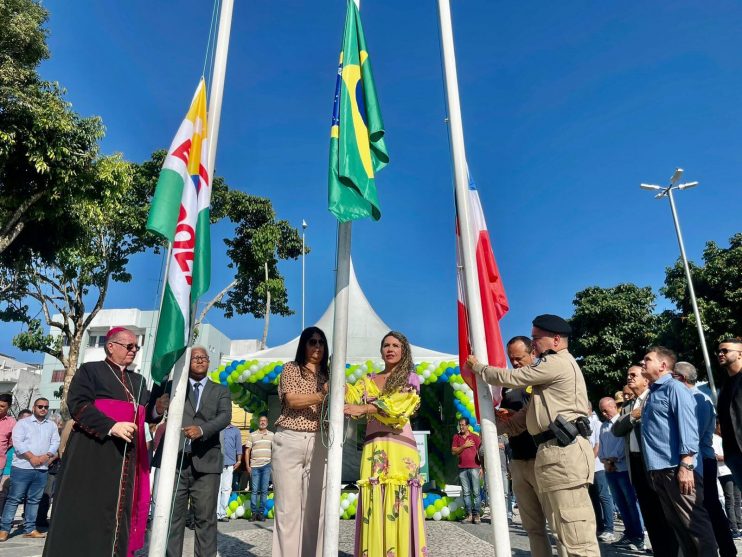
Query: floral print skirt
xmin=354 ymin=433 xmax=428 ymax=557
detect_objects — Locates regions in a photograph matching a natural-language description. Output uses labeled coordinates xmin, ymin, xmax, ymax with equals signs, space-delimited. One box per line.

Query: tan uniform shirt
xmin=472 ymin=349 xmax=590 ymax=436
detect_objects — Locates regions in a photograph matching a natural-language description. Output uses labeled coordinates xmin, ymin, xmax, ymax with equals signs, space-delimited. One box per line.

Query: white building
xmin=39 ymin=308 xmax=236 ymax=411
xmin=0 ymin=353 xmax=42 ymax=415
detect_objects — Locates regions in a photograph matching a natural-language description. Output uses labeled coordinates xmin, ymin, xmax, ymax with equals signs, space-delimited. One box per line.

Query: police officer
xmin=467 ymin=314 xmax=599 ymax=557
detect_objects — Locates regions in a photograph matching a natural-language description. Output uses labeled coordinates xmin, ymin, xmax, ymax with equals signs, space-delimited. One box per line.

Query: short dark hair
xmin=647 ymin=345 xmax=677 ymax=369
xmin=18 ymin=409 xmax=32 ymax=418
xmin=507 ymin=336 xmax=533 ymax=352
xmin=719 ymin=337 xmax=742 ymax=346
xmin=34 ymin=397 xmax=49 ymax=406
xmin=458 ymin=417 xmax=470 ymax=425
xmin=0 ymin=393 xmax=12 ymax=405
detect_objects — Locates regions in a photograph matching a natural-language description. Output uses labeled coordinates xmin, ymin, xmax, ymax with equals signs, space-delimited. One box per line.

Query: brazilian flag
xmin=328 ymin=0 xmax=389 ymax=222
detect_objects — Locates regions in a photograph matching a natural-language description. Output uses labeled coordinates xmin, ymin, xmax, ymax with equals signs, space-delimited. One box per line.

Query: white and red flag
xmin=456 ymin=170 xmax=509 ymax=415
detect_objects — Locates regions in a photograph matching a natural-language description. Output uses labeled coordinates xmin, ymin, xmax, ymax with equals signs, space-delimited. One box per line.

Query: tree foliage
xmin=570 ymin=284 xmax=659 ymax=403
xmin=2 ymin=149 xmax=304 ymax=415
xmin=0 ymin=154 xmax=156 ymax=416
xmin=658 ymin=233 xmax=742 ymax=381
xmin=0 ymin=0 xmax=105 ymax=258
xmin=138 ymin=151 xmax=305 ymax=321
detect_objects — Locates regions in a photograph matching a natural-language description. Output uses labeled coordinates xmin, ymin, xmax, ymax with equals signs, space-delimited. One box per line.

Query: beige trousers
xmin=511 ymin=459 xmax=568 ymax=557
xmin=271 ymin=428 xmax=327 ymax=557
xmin=541 ymin=484 xmax=601 ymax=557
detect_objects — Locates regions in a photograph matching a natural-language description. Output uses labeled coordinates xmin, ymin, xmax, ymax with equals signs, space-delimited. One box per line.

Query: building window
xmin=88 ymin=335 xmax=99 ymax=348
xmin=51 ymin=369 xmax=65 ymax=383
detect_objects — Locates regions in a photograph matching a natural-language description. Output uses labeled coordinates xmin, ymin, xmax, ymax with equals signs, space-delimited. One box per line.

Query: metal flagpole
xmin=322 ymin=220 xmax=352 ymax=557
xmin=206 ymin=0 xmax=234 ymax=175
xmin=148 ymin=348 xmax=192 ymax=557
xmin=148 ymin=2 xmax=234 ymax=555
xmin=302 ymin=219 xmax=307 ymax=331
xmin=437 ymin=0 xmax=510 ymax=554
xmin=323 ymin=1 xmax=360 ymax=552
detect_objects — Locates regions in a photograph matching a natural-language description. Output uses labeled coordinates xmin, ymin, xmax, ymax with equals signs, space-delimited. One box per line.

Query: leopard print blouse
xmin=275 ymin=361 xmax=328 ymax=432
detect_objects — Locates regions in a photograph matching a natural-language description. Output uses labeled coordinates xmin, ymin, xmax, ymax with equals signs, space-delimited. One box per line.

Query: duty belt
xmin=532 ymin=422 xmax=589 ymax=446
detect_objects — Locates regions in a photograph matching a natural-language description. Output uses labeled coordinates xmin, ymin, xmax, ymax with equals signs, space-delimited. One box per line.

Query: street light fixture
xmin=640 ymin=168 xmax=717 ymax=403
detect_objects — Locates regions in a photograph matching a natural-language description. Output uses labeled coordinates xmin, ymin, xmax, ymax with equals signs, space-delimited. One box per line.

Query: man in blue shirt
xmin=641 ymin=346 xmax=717 ymax=557
xmin=673 ymin=361 xmax=737 ymax=557
xmin=0 ymin=399 xmax=60 ymax=541
xmin=597 ymin=397 xmax=644 ymax=550
xmin=217 ymin=424 xmax=243 ymax=522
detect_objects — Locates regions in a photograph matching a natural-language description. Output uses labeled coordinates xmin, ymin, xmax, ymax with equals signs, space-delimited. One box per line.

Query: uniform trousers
xmin=536 ymin=438 xmax=600 ymax=557
xmin=510 ymin=458 xmax=568 ymax=557
xmin=272 ymin=428 xmax=327 ymax=557
xmin=647 ymin=468 xmax=718 ymax=557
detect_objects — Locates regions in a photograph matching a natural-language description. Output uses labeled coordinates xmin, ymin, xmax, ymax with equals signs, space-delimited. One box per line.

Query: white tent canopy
xmin=227 ymin=261 xmax=456 ymax=365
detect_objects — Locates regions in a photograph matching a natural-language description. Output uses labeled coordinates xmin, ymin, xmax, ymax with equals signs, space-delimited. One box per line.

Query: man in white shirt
xmin=587 ymin=405 xmax=615 ymax=542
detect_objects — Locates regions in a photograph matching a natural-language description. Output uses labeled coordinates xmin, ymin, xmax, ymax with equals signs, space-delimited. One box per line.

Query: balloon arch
xmin=211 ymin=357 xmax=482 ymax=521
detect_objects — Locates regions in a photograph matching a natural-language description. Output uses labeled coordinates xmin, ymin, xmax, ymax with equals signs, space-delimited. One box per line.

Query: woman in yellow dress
xmin=344 ymin=331 xmax=428 ymax=557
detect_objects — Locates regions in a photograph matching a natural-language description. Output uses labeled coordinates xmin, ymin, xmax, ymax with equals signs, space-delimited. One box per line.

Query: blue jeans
xmin=606 ymin=470 xmax=644 ymax=539
xmin=589 ymin=469 xmax=615 ymax=533
xmin=250 ymin=463 xmax=271 ymax=515
xmin=0 ymin=468 xmax=47 ymax=533
xmin=458 ymin=468 xmax=481 ymax=515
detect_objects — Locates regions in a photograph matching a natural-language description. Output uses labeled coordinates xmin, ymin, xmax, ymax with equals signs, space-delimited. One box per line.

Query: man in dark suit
xmin=612 ymin=365 xmax=678 ymax=557
xmin=150 ymin=346 xmax=232 ymax=557
xmin=718 ymin=337 xmax=742 ymax=490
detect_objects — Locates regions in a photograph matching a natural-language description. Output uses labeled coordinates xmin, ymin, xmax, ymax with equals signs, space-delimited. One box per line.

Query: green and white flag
xmin=328 ymin=0 xmax=389 ymax=222
xmin=147 ymin=79 xmax=211 ymax=383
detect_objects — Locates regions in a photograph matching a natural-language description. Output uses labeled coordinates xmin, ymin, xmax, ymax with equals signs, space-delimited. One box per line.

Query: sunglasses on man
xmin=110 ymin=341 xmax=141 ymax=352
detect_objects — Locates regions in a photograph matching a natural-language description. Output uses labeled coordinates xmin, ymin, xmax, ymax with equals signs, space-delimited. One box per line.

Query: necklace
xmin=105 ymin=361 xmax=136 ymax=404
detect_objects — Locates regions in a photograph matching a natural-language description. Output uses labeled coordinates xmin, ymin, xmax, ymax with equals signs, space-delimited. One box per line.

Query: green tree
xmin=570 ymin=284 xmax=660 ymax=403
xmin=1 ymin=150 xmax=304 ymax=415
xmin=1 ymin=154 xmax=156 ymax=416
xmin=0 ymin=0 xmax=105 ymax=257
xmin=659 ymin=232 xmax=742 ymax=382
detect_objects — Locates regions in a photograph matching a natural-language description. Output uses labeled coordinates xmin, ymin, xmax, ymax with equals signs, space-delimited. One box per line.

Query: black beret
xmin=532 ymin=314 xmax=572 ymax=336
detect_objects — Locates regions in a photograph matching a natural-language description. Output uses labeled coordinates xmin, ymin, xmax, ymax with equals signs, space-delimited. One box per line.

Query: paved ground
xmin=2 ymin=509 xmax=741 ymax=556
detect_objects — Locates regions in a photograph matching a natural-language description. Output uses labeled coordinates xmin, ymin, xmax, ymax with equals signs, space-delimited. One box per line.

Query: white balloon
xmin=441 ymin=507 xmax=450 ymax=517
xmin=433 ymin=512 xmax=442 ymax=521
xmin=348 ymin=493 xmax=358 ymax=502
xmin=235 ymin=506 xmax=245 ymax=517
xmin=427 ymin=363 xmax=436 ymax=372
xmin=422 ymin=369 xmax=431 ymax=379
xmin=250 ymin=364 xmax=258 ymax=372
xmin=341 ymin=499 xmax=351 ymax=509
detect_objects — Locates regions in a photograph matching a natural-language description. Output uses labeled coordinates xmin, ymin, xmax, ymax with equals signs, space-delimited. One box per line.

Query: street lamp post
xmin=302 ymin=219 xmax=307 ymax=332
xmin=640 ymin=168 xmax=717 ymax=403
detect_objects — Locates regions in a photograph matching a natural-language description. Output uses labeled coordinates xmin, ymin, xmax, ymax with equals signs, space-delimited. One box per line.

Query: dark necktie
xmin=193 ymin=382 xmax=202 ymax=412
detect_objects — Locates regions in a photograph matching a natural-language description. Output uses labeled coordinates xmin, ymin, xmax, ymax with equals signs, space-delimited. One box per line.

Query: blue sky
xmin=2 ymin=1 xmax=741 ymax=364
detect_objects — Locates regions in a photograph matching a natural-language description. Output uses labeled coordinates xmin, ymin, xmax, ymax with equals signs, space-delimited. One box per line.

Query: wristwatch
xmin=678 ymin=462 xmax=694 ymax=471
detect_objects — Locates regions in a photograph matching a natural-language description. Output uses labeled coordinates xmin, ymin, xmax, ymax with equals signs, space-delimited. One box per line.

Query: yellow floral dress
xmin=345 ymin=373 xmax=428 ymax=557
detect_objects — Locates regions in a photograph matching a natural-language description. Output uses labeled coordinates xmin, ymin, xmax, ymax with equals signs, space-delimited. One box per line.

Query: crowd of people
xmin=460 ymin=327 xmax=742 ymax=557
xmin=0 ymin=323 xmax=739 ymax=557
